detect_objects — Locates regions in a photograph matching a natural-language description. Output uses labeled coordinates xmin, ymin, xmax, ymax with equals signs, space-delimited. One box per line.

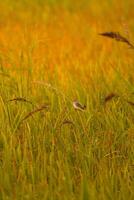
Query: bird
xmin=73 ymin=100 xmax=86 ymax=111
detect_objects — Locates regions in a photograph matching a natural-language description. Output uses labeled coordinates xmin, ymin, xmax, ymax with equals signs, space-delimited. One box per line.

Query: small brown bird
xmin=73 ymin=100 xmax=86 ymax=111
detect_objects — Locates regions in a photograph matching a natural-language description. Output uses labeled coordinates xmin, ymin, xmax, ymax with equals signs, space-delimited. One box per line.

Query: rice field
xmin=0 ymin=0 xmax=134 ymax=199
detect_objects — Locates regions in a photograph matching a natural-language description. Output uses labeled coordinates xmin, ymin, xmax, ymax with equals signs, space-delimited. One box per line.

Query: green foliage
xmin=0 ymin=1 xmax=134 ymax=199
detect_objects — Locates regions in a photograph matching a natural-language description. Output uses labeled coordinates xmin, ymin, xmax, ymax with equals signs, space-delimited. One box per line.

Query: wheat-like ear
xmin=126 ymin=100 xmax=134 ymax=106
xmin=62 ymin=120 xmax=74 ymax=126
xmin=104 ymin=93 xmax=119 ymax=104
xmin=99 ymin=31 xmax=134 ymax=49
xmin=20 ymin=104 xmax=49 ymax=123
xmin=7 ymin=97 xmax=33 ymax=105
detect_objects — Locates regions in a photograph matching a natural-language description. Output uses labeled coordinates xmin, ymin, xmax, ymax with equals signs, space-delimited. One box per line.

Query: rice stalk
xmin=7 ymin=97 xmax=33 ymax=105
xmin=99 ymin=31 xmax=134 ymax=49
xmin=20 ymin=104 xmax=49 ymax=123
xmin=104 ymin=93 xmax=119 ymax=104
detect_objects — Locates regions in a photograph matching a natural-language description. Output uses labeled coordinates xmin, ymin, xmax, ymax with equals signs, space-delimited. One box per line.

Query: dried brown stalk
xmin=62 ymin=120 xmax=74 ymax=125
xmin=99 ymin=31 xmax=134 ymax=49
xmin=20 ymin=104 xmax=49 ymax=123
xmin=7 ymin=97 xmax=33 ymax=105
xmin=104 ymin=93 xmax=118 ymax=104
xmin=126 ymin=100 xmax=134 ymax=106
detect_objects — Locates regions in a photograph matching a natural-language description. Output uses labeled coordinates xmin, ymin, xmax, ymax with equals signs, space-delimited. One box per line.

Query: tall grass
xmin=0 ymin=0 xmax=134 ymax=199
